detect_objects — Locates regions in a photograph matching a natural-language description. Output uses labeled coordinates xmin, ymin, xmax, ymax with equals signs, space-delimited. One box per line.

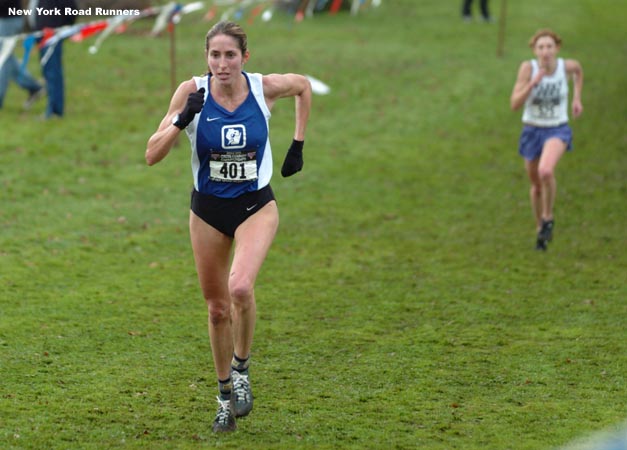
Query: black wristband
xmin=172 ymin=114 xmax=186 ymax=130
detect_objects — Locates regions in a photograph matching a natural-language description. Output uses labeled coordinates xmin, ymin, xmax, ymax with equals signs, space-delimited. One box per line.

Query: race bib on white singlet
xmin=209 ymin=150 xmax=258 ymax=183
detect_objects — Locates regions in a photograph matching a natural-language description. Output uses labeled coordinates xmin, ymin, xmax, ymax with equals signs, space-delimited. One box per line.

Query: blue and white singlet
xmin=184 ymin=72 xmax=272 ymax=198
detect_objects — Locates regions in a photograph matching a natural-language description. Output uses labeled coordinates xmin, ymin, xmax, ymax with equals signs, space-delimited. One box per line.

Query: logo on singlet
xmin=221 ymin=125 xmax=246 ymax=149
xmin=531 ymin=81 xmax=562 ymax=118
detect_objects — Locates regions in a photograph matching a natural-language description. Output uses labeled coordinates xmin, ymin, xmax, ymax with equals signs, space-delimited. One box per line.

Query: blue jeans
xmin=0 ymin=17 xmax=43 ymax=108
xmin=40 ymin=43 xmax=65 ymax=117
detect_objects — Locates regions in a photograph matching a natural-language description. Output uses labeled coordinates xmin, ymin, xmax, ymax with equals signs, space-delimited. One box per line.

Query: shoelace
xmin=232 ymin=372 xmax=251 ymax=402
xmin=215 ymin=397 xmax=232 ymax=424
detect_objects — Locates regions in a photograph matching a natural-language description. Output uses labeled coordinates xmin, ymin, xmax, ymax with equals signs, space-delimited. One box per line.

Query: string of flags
xmin=0 ymin=1 xmax=381 ymax=95
xmin=205 ymin=0 xmax=382 ymax=23
xmin=0 ymin=1 xmax=205 ymax=67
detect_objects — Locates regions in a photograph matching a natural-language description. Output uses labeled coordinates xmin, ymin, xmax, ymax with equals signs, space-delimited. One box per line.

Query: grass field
xmin=1 ymin=0 xmax=626 ymax=448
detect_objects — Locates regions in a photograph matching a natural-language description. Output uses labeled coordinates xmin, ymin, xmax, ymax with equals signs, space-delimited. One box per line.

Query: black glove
xmin=281 ymin=139 xmax=304 ymax=177
xmin=173 ymin=87 xmax=205 ymax=129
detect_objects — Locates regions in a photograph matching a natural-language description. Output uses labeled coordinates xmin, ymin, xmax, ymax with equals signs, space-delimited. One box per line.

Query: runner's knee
xmin=530 ymin=184 xmax=541 ymax=197
xmin=538 ymin=166 xmax=554 ymax=182
xmin=207 ymin=300 xmax=230 ymax=326
xmin=229 ymin=277 xmax=254 ymax=307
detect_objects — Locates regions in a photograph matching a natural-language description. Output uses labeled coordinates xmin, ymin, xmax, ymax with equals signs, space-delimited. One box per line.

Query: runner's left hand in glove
xmin=281 ymin=139 xmax=304 ymax=177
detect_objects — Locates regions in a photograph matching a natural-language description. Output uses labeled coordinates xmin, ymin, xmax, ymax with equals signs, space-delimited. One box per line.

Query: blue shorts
xmin=518 ymin=123 xmax=573 ymax=161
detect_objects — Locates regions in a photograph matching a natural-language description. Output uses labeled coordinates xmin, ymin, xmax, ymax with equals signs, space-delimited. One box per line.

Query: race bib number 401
xmin=209 ymin=150 xmax=258 ymax=183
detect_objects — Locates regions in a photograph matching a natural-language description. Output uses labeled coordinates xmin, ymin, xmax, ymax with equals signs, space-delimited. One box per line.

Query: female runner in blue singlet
xmin=146 ymin=21 xmax=311 ymax=432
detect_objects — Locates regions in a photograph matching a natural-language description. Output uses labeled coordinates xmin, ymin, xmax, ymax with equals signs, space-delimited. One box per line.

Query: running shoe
xmin=535 ymin=237 xmax=547 ymax=251
xmin=212 ymin=396 xmax=236 ymax=433
xmin=539 ymin=219 xmax=554 ymax=242
xmin=231 ymin=370 xmax=253 ymax=418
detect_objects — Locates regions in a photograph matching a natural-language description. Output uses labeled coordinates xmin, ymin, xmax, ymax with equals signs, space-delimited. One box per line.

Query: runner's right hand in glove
xmin=173 ymin=87 xmax=205 ymax=129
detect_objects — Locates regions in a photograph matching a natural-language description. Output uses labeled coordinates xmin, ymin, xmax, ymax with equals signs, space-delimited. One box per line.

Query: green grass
xmin=1 ymin=0 xmax=626 ymax=448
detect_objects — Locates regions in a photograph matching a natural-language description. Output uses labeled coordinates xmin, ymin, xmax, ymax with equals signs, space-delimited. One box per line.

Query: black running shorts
xmin=190 ymin=185 xmax=276 ymax=238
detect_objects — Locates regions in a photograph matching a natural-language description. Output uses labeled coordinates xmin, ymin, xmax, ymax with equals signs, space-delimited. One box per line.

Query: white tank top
xmin=522 ymin=58 xmax=569 ymax=127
